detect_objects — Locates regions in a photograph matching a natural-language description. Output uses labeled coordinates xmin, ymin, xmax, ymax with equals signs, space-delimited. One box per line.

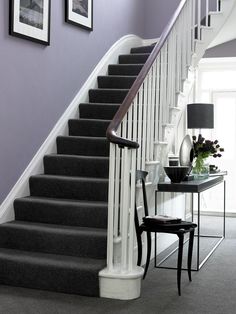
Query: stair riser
xmin=44 ymin=155 xmax=109 ymax=178
xmin=108 ymin=65 xmax=143 ymax=76
xmin=69 ymin=119 xmax=110 ymax=137
xmin=79 ymin=104 xmax=120 ymax=120
xmin=0 ymin=257 xmax=103 ymax=296
xmin=89 ymin=89 xmax=128 ymax=104
xmin=130 ymin=46 xmax=155 ymax=54
xmin=57 ymin=136 xmax=109 ymax=157
xmin=97 ymin=76 xmax=136 ymax=89
xmin=0 ymin=226 xmax=107 ymax=259
xmin=29 ymin=176 xmax=108 ymax=202
xmin=14 ymin=198 xmax=108 ymax=228
xmin=119 ymin=54 xmax=149 ymax=64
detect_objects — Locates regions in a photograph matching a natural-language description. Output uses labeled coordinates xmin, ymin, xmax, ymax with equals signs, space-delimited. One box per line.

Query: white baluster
xmin=154 ymin=57 xmax=160 ymax=144
xmin=197 ymin=0 xmax=201 ymax=39
xmin=120 ymin=147 xmax=130 ymax=272
xmin=150 ymin=63 xmax=156 ymax=160
xmin=146 ymin=72 xmax=152 ymax=161
xmin=137 ymin=88 xmax=143 ymax=170
xmin=142 ymin=78 xmax=148 ymax=169
xmin=107 ymin=143 xmax=115 ymax=271
xmin=114 ymin=127 xmax=121 ymax=238
xmin=192 ymin=0 xmax=196 ymax=54
xmin=206 ymin=0 xmax=209 ymax=26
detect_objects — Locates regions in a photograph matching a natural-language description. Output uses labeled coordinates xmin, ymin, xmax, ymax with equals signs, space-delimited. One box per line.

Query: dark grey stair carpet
xmin=0 ymin=248 xmax=106 ymax=296
xmin=44 ymin=154 xmax=109 ymax=178
xmin=14 ymin=197 xmax=108 ymax=228
xmin=119 ymin=53 xmax=150 ymax=64
xmin=0 ymin=221 xmax=107 ymax=259
xmin=130 ymin=44 xmax=155 ymax=54
xmin=97 ymin=75 xmax=136 ymax=89
xmin=29 ymin=175 xmax=109 ymax=202
xmin=57 ymin=136 xmax=109 ymax=157
xmin=0 ymin=43 xmax=152 ymax=297
xmin=108 ymin=64 xmax=143 ymax=76
xmin=89 ymin=89 xmax=129 ymax=103
xmin=69 ymin=119 xmax=111 ymax=137
xmin=79 ymin=103 xmax=120 ymax=120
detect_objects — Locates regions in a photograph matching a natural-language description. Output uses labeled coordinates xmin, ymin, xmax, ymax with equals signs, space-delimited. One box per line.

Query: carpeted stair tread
xmin=57 ymin=135 xmax=109 ymax=157
xmin=79 ymin=103 xmax=120 ymax=120
xmin=108 ymin=64 xmax=143 ymax=76
xmin=44 ymin=154 xmax=109 ymax=178
xmin=89 ymin=89 xmax=129 ymax=103
xmin=29 ymin=174 xmax=108 ymax=202
xmin=119 ymin=53 xmax=150 ymax=64
xmin=69 ymin=119 xmax=111 ymax=137
xmin=0 ymin=248 xmax=106 ymax=296
xmin=14 ymin=196 xmax=108 ymax=228
xmin=130 ymin=45 xmax=155 ymax=54
xmin=97 ymin=75 xmax=136 ymax=89
xmin=0 ymin=221 xmax=107 ymax=259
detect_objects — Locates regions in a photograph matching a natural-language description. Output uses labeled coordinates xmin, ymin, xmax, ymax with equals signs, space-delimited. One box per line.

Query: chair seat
xmin=140 ymin=220 xmax=197 ymax=233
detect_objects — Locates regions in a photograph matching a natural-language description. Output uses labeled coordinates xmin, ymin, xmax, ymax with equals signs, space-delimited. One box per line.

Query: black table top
xmin=157 ymin=175 xmax=224 ymax=193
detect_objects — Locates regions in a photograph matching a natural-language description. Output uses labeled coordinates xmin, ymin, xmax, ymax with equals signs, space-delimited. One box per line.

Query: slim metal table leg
xmin=154 ymin=190 xmax=157 ymax=267
xmin=191 ymin=192 xmax=194 ymax=221
xmin=197 ymin=192 xmax=200 ymax=271
xmin=223 ymin=180 xmax=226 ymax=237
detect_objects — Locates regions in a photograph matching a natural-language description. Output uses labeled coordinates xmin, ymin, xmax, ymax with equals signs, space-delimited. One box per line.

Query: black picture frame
xmin=9 ymin=0 xmax=51 ymax=46
xmin=65 ymin=0 xmax=93 ymax=31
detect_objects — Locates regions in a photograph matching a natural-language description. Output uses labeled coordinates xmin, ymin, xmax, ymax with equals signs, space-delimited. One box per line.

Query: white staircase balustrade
xmin=101 ymin=0 xmax=236 ymax=300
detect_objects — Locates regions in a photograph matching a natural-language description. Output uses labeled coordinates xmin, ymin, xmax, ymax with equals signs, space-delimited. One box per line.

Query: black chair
xmin=135 ymin=170 xmax=197 ymax=296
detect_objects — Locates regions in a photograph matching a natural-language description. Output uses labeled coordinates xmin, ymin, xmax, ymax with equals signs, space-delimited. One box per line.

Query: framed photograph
xmin=65 ymin=0 xmax=93 ymax=31
xmin=9 ymin=0 xmax=51 ymax=45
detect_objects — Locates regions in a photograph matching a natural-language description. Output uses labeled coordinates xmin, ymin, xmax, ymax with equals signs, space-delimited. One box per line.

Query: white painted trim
xmin=0 ymin=34 xmax=145 ymax=223
xmin=200 ymin=57 xmax=236 ymax=65
xmin=99 ymin=266 xmax=144 ymax=300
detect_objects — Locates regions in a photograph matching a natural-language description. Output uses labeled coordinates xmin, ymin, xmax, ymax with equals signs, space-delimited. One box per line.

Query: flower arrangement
xmin=192 ymin=134 xmax=224 ymax=176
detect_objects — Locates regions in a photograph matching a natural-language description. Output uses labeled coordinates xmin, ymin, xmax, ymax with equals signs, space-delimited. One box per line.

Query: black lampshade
xmin=187 ymin=103 xmax=214 ymax=129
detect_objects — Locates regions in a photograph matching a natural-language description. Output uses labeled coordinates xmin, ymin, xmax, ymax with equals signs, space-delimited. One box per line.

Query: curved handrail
xmin=106 ymin=0 xmax=188 ymax=149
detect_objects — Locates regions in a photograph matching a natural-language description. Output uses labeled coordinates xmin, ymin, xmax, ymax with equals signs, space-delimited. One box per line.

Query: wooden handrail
xmin=106 ymin=0 xmax=188 ymax=149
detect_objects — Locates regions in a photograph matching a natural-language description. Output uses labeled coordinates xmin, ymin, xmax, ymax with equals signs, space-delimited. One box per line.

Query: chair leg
xmin=188 ymin=229 xmax=195 ymax=281
xmin=177 ymin=232 xmax=184 ymax=296
xmin=137 ymin=231 xmax=143 ymax=266
xmin=143 ymin=231 xmax=151 ymax=279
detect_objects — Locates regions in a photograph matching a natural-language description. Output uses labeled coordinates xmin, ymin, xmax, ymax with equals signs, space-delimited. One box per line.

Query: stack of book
xmin=143 ymin=215 xmax=182 ymax=225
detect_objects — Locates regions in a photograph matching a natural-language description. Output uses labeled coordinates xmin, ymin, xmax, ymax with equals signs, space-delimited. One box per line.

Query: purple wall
xmin=144 ymin=0 xmax=180 ymax=38
xmin=0 ymin=0 xmax=145 ymax=203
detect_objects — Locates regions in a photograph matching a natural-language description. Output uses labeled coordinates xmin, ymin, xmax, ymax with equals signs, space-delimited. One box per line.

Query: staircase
xmin=0 ymin=0 xmax=235 ymax=301
xmin=0 ymin=46 xmax=153 ymax=296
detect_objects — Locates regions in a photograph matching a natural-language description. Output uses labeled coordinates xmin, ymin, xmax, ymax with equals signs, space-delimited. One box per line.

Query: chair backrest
xmin=135 ymin=170 xmax=149 ymax=232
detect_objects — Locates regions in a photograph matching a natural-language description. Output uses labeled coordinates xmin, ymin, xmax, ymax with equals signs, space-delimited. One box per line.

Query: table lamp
xmin=187 ymin=103 xmax=214 ymax=130
xmin=179 ymin=103 xmax=214 ymax=180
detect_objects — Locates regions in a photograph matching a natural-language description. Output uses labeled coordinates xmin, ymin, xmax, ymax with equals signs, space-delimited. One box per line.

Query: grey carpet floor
xmin=0 ymin=216 xmax=235 ymax=314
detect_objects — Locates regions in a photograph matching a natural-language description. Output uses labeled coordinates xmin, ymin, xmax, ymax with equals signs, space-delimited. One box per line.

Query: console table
xmin=155 ymin=175 xmax=226 ymax=271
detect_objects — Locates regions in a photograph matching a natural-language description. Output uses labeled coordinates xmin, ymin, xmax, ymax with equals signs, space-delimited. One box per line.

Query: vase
xmin=192 ymin=156 xmax=209 ymax=180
